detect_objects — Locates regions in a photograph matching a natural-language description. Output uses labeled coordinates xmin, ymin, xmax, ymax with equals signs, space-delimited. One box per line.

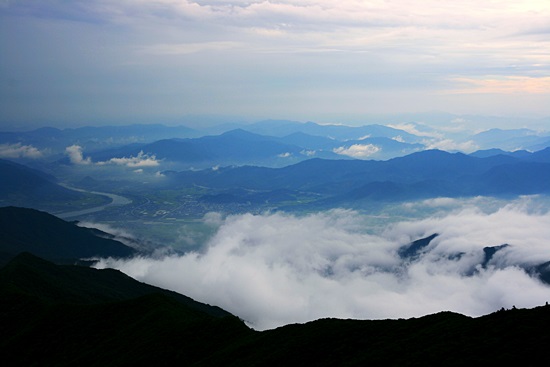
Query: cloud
xmin=424 ymin=138 xmax=479 ymax=153
xmin=97 ymin=151 xmax=160 ymax=167
xmin=138 ymin=41 xmax=243 ymax=55
xmin=278 ymin=152 xmax=292 ymax=158
xmin=448 ymin=76 xmax=550 ymax=95
xmin=333 ymin=144 xmax=380 ymax=158
xmin=77 ymin=221 xmax=136 ymax=245
xmin=65 ymin=146 xmax=160 ymax=167
xmin=3 ymin=1 xmax=550 ymax=123
xmin=65 ymin=145 xmax=92 ymax=165
xmin=96 ymin=199 xmax=550 ymax=330
xmin=388 ymin=123 xmax=443 ymax=139
xmin=76 ymin=221 xmax=156 ymax=252
xmin=0 ymin=143 xmax=44 ymax=158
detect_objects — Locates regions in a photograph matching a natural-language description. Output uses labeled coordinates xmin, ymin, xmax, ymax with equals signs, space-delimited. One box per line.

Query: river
xmin=56 ymin=186 xmax=133 ymax=219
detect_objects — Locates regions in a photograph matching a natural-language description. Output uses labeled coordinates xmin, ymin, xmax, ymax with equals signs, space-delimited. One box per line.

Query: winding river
xmin=57 ymin=186 xmax=133 ymax=219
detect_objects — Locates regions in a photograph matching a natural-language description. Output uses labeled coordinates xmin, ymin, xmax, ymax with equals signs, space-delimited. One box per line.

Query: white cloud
xmin=65 ymin=146 xmax=160 ymax=167
xmin=0 ymin=143 xmax=44 ymax=159
xmin=77 ymin=221 xmax=136 ymax=244
xmin=333 ymin=144 xmax=380 ymax=158
xmin=65 ymin=145 xmax=92 ymax=165
xmin=388 ymin=123 xmax=443 ymax=139
xmin=96 ymin=201 xmax=550 ymax=330
xmin=278 ymin=152 xmax=292 ymax=158
xmin=424 ymin=138 xmax=479 ymax=152
xmin=97 ymin=151 xmax=160 ymax=167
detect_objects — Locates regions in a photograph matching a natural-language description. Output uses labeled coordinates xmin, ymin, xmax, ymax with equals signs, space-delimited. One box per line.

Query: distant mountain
xmin=2 ymin=252 xmax=550 ymax=365
xmin=0 ymin=124 xmax=200 ymax=155
xmin=166 ymin=148 xmax=550 ymax=208
xmin=0 ymin=206 xmax=135 ymax=265
xmin=472 ymin=128 xmax=550 ymax=151
xmin=246 ymin=120 xmax=423 ymax=143
xmin=274 ymin=133 xmax=423 ymax=160
xmin=89 ymin=129 xmax=326 ymax=168
xmin=0 ymin=159 xmax=109 ymax=211
xmin=470 ymin=148 xmax=530 ymax=159
xmin=529 ymin=147 xmax=550 ymax=163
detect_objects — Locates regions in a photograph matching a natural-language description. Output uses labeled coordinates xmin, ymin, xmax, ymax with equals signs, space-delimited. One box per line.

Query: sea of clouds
xmin=96 ymin=196 xmax=550 ymax=330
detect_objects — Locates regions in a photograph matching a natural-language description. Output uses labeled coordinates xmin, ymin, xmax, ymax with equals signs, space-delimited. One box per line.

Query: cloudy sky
xmin=1 ymin=1 xmax=550 ymax=128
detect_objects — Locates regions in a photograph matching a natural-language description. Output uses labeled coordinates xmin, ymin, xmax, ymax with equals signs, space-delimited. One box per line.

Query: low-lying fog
xmin=95 ymin=195 xmax=550 ymax=330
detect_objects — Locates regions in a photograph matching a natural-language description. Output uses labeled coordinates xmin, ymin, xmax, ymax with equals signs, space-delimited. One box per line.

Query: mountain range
xmin=4 ymin=121 xmax=550 ymax=168
xmin=162 ymin=148 xmax=550 ymax=209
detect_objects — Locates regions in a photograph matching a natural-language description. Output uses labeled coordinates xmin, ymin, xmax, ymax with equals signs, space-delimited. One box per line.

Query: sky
xmin=1 ymin=1 xmax=550 ymax=128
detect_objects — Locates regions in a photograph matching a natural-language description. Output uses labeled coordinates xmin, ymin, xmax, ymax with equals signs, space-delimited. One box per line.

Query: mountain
xmin=0 ymin=206 xmax=135 ymax=265
xmin=246 ymin=120 xmax=422 ymax=143
xmin=274 ymin=132 xmax=423 ymax=160
xmin=89 ymin=129 xmax=316 ymax=168
xmin=165 ymin=148 xmax=550 ymax=209
xmin=0 ymin=124 xmax=200 ymax=156
xmin=472 ymin=128 xmax=550 ymax=150
xmin=469 ymin=148 xmax=531 ymax=159
xmin=0 ymin=252 xmax=231 ymax=316
xmin=0 ymin=253 xmax=247 ymax=365
xmin=2 ymin=252 xmax=550 ymax=365
xmin=0 ymin=159 xmax=109 ymax=211
xmin=88 ymin=127 xmax=425 ymax=170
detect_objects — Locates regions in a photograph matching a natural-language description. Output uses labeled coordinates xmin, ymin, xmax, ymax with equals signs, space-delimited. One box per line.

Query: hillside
xmin=0 ymin=206 xmax=135 ymax=265
xmin=0 ymin=253 xmax=247 ymax=366
xmin=0 ymin=159 xmax=110 ymax=212
xmin=2 ymin=252 xmax=550 ymax=366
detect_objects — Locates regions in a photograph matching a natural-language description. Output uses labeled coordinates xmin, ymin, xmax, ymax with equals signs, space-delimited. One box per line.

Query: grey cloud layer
xmin=97 ymin=199 xmax=550 ymax=330
xmin=2 ymin=1 xmax=549 ymax=123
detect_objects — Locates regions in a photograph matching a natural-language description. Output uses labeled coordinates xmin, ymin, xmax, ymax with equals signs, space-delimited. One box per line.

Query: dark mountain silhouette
xmin=2 ymin=252 xmax=550 ymax=366
xmin=0 ymin=252 xmax=232 ymax=316
xmin=0 ymin=206 xmax=135 ymax=265
xmin=399 ymin=233 xmax=439 ymax=259
xmin=481 ymin=244 xmax=509 ymax=269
